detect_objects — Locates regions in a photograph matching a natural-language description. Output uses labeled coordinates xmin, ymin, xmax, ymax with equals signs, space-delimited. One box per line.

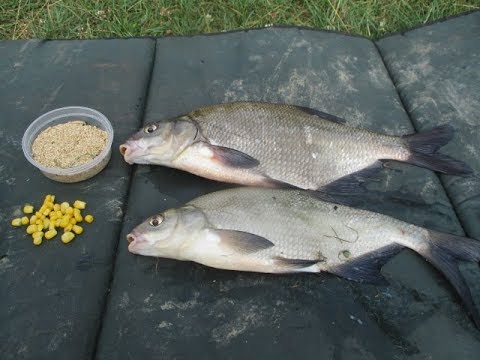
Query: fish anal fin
xmin=328 ymin=244 xmax=403 ymax=285
xmin=316 ymin=162 xmax=384 ymax=196
xmin=212 ymin=229 xmax=274 ymax=254
xmin=294 ymin=105 xmax=346 ymax=124
xmin=273 ymin=256 xmax=319 ymax=271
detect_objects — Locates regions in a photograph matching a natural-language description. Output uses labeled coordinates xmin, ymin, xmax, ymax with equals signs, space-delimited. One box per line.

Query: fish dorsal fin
xmin=294 ymin=105 xmax=346 ymax=124
xmin=212 ymin=229 xmax=274 ymax=254
xmin=328 ymin=244 xmax=403 ymax=285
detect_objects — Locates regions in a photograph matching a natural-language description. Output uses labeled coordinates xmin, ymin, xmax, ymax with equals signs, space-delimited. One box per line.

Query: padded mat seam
xmin=373 ymin=40 xmax=468 ymax=237
xmin=375 ymin=9 xmax=479 ymax=40
xmin=90 ymin=39 xmax=158 ymax=360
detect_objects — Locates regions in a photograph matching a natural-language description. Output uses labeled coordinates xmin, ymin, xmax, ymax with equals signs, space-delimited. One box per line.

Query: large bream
xmin=120 ymin=102 xmax=472 ymax=192
xmin=127 ymin=187 xmax=480 ymax=328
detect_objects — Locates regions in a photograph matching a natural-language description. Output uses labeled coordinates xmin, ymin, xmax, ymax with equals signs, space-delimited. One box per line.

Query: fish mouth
xmin=126 ymin=230 xmax=147 ymax=253
xmin=119 ymin=141 xmax=148 ymax=165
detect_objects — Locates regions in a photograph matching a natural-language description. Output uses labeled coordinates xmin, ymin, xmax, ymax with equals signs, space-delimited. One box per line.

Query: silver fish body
xmin=127 ymin=187 xmax=480 ymax=327
xmin=120 ymin=102 xmax=472 ymax=191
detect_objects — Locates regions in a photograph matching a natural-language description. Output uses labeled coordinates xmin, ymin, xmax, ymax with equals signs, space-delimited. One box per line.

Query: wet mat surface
xmin=1 ymin=12 xmax=480 ymax=360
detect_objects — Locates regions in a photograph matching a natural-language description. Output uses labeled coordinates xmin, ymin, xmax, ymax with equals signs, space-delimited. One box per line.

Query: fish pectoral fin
xmin=273 ymin=257 xmax=319 ymax=271
xmin=213 ymin=229 xmax=274 ymax=254
xmin=328 ymin=244 xmax=403 ymax=285
xmin=201 ymin=142 xmax=260 ymax=169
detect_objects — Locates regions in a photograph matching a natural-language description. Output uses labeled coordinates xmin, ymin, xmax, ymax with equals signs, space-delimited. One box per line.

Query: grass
xmin=1 ymin=0 xmax=479 ymax=40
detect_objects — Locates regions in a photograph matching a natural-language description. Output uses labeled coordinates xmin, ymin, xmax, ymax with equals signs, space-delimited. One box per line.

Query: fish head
xmin=119 ymin=117 xmax=200 ymax=165
xmin=127 ymin=205 xmax=207 ymax=258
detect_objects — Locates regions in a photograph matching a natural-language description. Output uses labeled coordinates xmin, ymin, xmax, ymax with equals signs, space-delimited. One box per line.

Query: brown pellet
xmin=32 ymin=121 xmax=108 ymax=168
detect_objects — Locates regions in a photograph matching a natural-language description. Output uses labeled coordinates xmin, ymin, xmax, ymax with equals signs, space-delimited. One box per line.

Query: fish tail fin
xmin=415 ymin=230 xmax=480 ymax=328
xmin=403 ymin=125 xmax=473 ymax=175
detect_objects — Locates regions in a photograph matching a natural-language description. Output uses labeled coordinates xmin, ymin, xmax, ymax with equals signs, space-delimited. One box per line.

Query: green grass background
xmin=1 ymin=0 xmax=479 ymax=40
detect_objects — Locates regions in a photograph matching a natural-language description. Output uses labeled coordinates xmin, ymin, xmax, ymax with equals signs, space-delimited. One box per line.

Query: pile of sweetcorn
xmin=11 ymin=194 xmax=94 ymax=245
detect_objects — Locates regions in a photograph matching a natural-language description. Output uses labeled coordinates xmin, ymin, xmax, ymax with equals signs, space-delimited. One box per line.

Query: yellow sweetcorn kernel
xmin=56 ymin=210 xmax=63 ymax=218
xmin=44 ymin=195 xmax=51 ymax=203
xmin=32 ymin=231 xmax=44 ymax=239
xmin=35 ymin=220 xmax=42 ymax=225
xmin=23 ymin=205 xmax=34 ymax=214
xmin=55 ymin=219 xmax=61 ymax=227
xmin=60 ymin=202 xmax=70 ymax=213
xmin=60 ymin=215 xmax=70 ymax=228
xmin=21 ymin=216 xmax=29 ymax=225
xmin=50 ymin=195 xmax=56 ymax=203
xmin=26 ymin=224 xmax=37 ymax=234
xmin=61 ymin=232 xmax=75 ymax=244
xmin=43 ymin=218 xmax=50 ymax=228
xmin=45 ymin=229 xmax=57 ymax=240
xmin=84 ymin=215 xmax=94 ymax=223
xmin=43 ymin=208 xmax=51 ymax=216
xmin=64 ymin=224 xmax=73 ymax=232
xmin=45 ymin=201 xmax=54 ymax=209
xmin=70 ymin=218 xmax=77 ymax=225
xmin=73 ymin=200 xmax=86 ymax=210
xmin=39 ymin=205 xmax=47 ymax=213
xmin=29 ymin=215 xmax=37 ymax=225
xmin=53 ymin=203 xmax=61 ymax=212
xmin=49 ymin=222 xmax=56 ymax=231
xmin=65 ymin=207 xmax=74 ymax=215
xmin=33 ymin=236 xmax=43 ymax=246
xmin=72 ymin=225 xmax=83 ymax=235
xmin=36 ymin=224 xmax=44 ymax=232
xmin=74 ymin=213 xmax=83 ymax=222
xmin=11 ymin=218 xmax=22 ymax=227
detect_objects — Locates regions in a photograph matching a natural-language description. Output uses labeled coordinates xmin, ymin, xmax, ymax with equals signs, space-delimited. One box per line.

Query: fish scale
xmin=128 ymin=187 xmax=480 ymax=328
xmin=121 ymin=101 xmax=472 ymax=189
xmin=191 ymin=102 xmax=406 ymax=189
xmin=188 ymin=188 xmax=404 ymax=267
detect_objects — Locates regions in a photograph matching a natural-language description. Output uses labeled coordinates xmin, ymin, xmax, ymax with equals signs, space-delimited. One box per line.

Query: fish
xmin=119 ymin=102 xmax=472 ymax=193
xmin=127 ymin=187 xmax=480 ymax=328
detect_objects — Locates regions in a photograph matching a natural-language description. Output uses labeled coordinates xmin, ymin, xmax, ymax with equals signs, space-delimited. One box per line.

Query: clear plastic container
xmin=22 ymin=106 xmax=114 ymax=183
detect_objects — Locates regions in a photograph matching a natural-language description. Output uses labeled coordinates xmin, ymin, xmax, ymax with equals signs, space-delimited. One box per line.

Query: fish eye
xmin=144 ymin=124 xmax=157 ymax=134
xmin=149 ymin=214 xmax=164 ymax=227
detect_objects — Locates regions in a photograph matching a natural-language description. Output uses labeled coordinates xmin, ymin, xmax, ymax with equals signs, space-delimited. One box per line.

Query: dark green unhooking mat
xmin=0 ymin=39 xmax=155 ymax=359
xmin=1 ymin=11 xmax=479 ymax=360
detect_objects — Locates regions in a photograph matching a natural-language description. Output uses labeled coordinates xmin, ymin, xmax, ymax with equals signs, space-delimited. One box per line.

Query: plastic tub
xmin=22 ymin=106 xmax=114 ymax=183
